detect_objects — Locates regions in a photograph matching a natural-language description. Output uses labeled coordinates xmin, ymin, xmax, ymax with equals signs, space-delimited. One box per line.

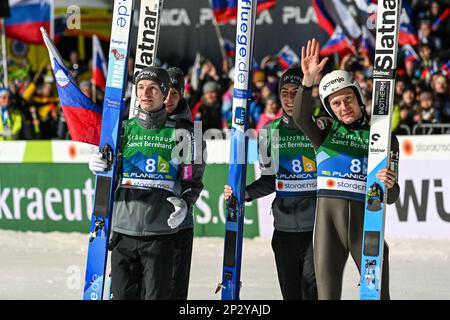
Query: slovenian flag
xmin=223 ymin=39 xmax=236 ymax=58
xmin=441 ymin=60 xmax=450 ymax=75
xmin=399 ymin=2 xmax=418 ymax=46
xmin=312 ymin=0 xmax=335 ymax=36
xmin=432 ymin=8 xmax=450 ymax=31
xmin=320 ymin=26 xmax=353 ymax=57
xmin=210 ymin=0 xmax=276 ymax=24
xmin=92 ymin=35 xmax=107 ymax=90
xmin=277 ymin=45 xmax=299 ymax=70
xmin=41 ymin=27 xmax=102 ymax=146
xmin=5 ymin=0 xmax=52 ymax=44
xmin=361 ymin=26 xmax=375 ymax=62
xmin=402 ymin=44 xmax=419 ymax=64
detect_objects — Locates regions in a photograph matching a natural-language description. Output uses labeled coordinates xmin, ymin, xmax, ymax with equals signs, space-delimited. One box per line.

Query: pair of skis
xmin=217 ymin=0 xmax=258 ymax=300
xmin=359 ymin=0 xmax=402 ymax=300
xmin=83 ymin=0 xmax=163 ymax=300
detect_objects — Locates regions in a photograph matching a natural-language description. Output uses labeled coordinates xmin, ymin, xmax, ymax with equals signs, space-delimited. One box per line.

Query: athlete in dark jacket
xmin=292 ymin=39 xmax=400 ymax=300
xmin=224 ymin=66 xmax=318 ymax=300
xmin=89 ymin=66 xmax=203 ymax=300
xmin=165 ymin=67 xmax=206 ymax=300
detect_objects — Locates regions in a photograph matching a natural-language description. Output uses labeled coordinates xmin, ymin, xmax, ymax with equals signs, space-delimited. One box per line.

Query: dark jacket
xmin=169 ymin=98 xmax=206 ymax=230
xmin=112 ymin=105 xmax=204 ymax=236
xmin=245 ymin=112 xmax=316 ymax=232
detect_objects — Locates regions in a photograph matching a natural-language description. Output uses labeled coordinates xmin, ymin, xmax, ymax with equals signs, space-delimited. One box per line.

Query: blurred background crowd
xmin=0 ymin=0 xmax=449 ymax=141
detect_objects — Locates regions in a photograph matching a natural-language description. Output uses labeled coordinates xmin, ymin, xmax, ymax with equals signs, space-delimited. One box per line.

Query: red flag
xmin=92 ymin=35 xmax=107 ymax=90
xmin=210 ymin=0 xmax=276 ymax=24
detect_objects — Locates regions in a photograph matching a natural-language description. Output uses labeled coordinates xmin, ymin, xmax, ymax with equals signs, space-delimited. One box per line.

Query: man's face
xmin=81 ymin=86 xmax=92 ymax=99
xmin=402 ymin=90 xmax=415 ymax=105
xmin=395 ymin=81 xmax=405 ymax=96
xmin=419 ymin=22 xmax=431 ymax=37
xmin=280 ymin=84 xmax=298 ymax=117
xmin=265 ymin=99 xmax=278 ymax=114
xmin=419 ymin=93 xmax=433 ymax=110
xmin=433 ymin=75 xmax=448 ymax=94
xmin=328 ymin=88 xmax=362 ymax=124
xmin=137 ymin=80 xmax=164 ymax=113
xmin=165 ymin=88 xmax=180 ymax=114
xmin=0 ymin=93 xmax=9 ymax=107
xmin=42 ymin=83 xmax=52 ymax=97
xmin=419 ymin=46 xmax=431 ymax=60
xmin=203 ymin=90 xmax=218 ymax=105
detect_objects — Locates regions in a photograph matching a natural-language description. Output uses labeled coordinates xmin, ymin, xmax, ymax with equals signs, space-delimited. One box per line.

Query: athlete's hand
xmin=376 ymin=168 xmax=396 ymax=189
xmin=88 ymin=152 xmax=108 ymax=175
xmin=224 ymin=185 xmax=251 ymax=201
xmin=224 ymin=185 xmax=233 ymax=200
xmin=167 ymin=197 xmax=188 ymax=229
xmin=301 ymin=38 xmax=329 ymax=87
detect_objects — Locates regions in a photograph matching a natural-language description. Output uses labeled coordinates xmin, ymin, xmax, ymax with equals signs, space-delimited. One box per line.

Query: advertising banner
xmin=1 ymin=136 xmax=450 ymax=238
xmin=0 ymin=158 xmax=259 ymax=237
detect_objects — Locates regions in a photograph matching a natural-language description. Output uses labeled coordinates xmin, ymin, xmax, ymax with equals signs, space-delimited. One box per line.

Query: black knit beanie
xmin=167 ymin=67 xmax=185 ymax=96
xmin=134 ymin=66 xmax=170 ymax=98
xmin=278 ymin=64 xmax=303 ymax=94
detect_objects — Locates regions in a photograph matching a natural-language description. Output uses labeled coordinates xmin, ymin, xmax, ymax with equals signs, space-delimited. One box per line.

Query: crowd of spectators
xmin=0 ymin=0 xmax=449 ymax=141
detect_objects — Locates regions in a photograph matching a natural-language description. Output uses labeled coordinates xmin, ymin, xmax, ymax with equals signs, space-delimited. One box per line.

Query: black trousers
xmin=110 ymin=233 xmax=176 ymax=300
xmin=271 ymin=230 xmax=318 ymax=300
xmin=169 ymin=227 xmax=194 ymax=300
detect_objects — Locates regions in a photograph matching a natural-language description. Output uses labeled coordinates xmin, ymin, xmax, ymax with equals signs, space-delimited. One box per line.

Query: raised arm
xmin=293 ymin=39 xmax=329 ymax=149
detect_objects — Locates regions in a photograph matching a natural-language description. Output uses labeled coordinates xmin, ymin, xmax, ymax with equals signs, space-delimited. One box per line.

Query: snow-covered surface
xmin=0 ymin=230 xmax=449 ymax=300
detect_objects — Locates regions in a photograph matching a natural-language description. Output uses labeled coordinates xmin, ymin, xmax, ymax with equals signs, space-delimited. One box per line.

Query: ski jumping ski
xmin=104 ymin=0 xmax=163 ymax=299
xmin=83 ymin=0 xmax=134 ymax=300
xmin=359 ymin=0 xmax=402 ymax=300
xmin=128 ymin=0 xmax=164 ymax=119
xmin=216 ymin=0 xmax=257 ymax=300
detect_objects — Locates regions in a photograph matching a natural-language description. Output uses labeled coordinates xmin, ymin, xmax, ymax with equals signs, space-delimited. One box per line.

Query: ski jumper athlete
xmin=89 ymin=66 xmax=203 ymax=300
xmin=292 ymin=39 xmax=400 ymax=300
xmin=165 ymin=67 xmax=206 ymax=300
xmin=224 ymin=65 xmax=318 ymax=300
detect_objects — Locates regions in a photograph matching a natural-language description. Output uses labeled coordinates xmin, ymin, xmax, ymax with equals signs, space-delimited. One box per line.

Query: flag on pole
xmin=277 ymin=45 xmax=299 ymax=70
xmin=432 ymin=8 xmax=450 ymax=31
xmin=361 ymin=26 xmax=375 ymax=61
xmin=92 ymin=35 xmax=107 ymax=90
xmin=441 ymin=60 xmax=450 ymax=75
xmin=313 ymin=0 xmax=361 ymax=39
xmin=402 ymin=44 xmax=419 ymax=64
xmin=41 ymin=27 xmax=102 ymax=146
xmin=223 ymin=38 xmax=236 ymax=58
xmin=210 ymin=0 xmax=276 ymax=24
xmin=320 ymin=26 xmax=354 ymax=57
xmin=399 ymin=2 xmax=418 ymax=46
xmin=312 ymin=0 xmax=335 ymax=36
xmin=5 ymin=0 xmax=51 ymax=44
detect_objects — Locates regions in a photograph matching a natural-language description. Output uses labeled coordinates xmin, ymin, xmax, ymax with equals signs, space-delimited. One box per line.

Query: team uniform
xmin=293 ymin=70 xmax=400 ymax=300
xmin=240 ymin=66 xmax=318 ymax=300
xmin=166 ymin=67 xmax=206 ymax=300
xmin=91 ymin=67 xmax=203 ymax=300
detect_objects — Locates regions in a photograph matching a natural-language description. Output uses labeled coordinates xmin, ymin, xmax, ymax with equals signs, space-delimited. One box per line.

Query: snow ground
xmin=0 ymin=230 xmax=449 ymax=300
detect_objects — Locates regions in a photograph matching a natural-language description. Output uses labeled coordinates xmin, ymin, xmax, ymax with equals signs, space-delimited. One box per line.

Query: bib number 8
xmin=145 ymin=158 xmax=156 ymax=173
xmin=350 ymin=159 xmax=367 ymax=174
xmin=292 ymin=159 xmax=303 ymax=173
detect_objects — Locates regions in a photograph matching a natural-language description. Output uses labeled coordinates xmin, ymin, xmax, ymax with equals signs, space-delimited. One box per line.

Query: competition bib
xmin=316 ymin=120 xmax=369 ymax=202
xmin=269 ymin=119 xmax=317 ymax=197
xmin=120 ymin=119 xmax=179 ymax=192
